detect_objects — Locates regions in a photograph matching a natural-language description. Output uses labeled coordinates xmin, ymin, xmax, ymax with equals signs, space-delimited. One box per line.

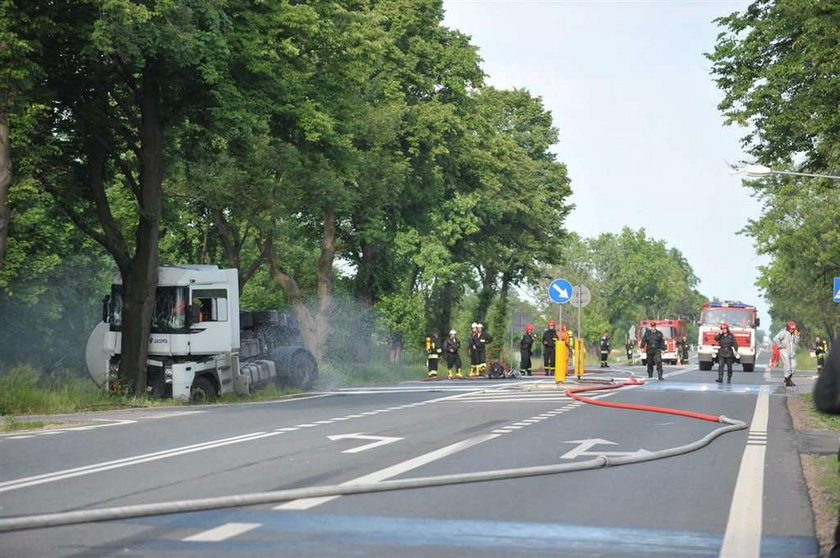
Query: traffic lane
xmin=0 ymin=389 xmax=591 ymax=557
xmin=2 ymin=386 xmax=816 ymax=557
xmin=321 ymin=387 xmax=753 ymax=531
xmin=0 ymin=390 xmax=450 ymax=480
xmin=0 ymin=386 xmax=578 ymax=517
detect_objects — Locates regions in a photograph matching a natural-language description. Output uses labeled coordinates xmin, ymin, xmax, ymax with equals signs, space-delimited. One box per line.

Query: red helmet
xmin=548 ymin=320 xmax=557 ymax=327
xmin=525 ymin=323 xmax=534 ymax=332
xmin=720 ymin=322 xmax=729 ymax=329
xmin=649 ymin=321 xmax=657 ymax=327
xmin=787 ymin=320 xmax=796 ymax=329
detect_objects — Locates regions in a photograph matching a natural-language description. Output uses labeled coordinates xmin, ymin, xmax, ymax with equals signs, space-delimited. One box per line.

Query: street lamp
xmin=744 ymin=164 xmax=840 ymax=180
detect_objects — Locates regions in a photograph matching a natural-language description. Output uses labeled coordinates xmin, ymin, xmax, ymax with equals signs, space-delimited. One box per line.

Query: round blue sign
xmin=548 ymin=278 xmax=573 ymax=304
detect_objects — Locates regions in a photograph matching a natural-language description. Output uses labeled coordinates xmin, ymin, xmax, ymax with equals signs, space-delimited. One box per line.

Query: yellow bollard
xmin=555 ymin=340 xmax=567 ymax=383
xmin=575 ymin=338 xmax=585 ymax=378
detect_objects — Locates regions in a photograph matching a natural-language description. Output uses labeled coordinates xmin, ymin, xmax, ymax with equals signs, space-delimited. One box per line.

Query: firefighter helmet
xmin=548 ymin=320 xmax=557 ymax=327
xmin=477 ymin=323 xmax=483 ymax=329
xmin=649 ymin=321 xmax=657 ymax=327
xmin=449 ymin=329 xmax=457 ymax=335
xmin=471 ymin=322 xmax=478 ymax=329
xmin=525 ymin=323 xmax=534 ymax=332
xmin=787 ymin=320 xmax=796 ymax=328
xmin=720 ymin=322 xmax=729 ymax=330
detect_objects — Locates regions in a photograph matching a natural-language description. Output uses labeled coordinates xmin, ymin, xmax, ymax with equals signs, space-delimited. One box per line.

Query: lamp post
xmin=744 ymin=164 xmax=840 ymax=181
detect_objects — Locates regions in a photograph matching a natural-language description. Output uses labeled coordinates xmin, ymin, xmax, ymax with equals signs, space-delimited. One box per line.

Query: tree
xmin=14 ymin=0 xmax=244 ymax=393
xmin=709 ymin=0 xmax=840 ymax=336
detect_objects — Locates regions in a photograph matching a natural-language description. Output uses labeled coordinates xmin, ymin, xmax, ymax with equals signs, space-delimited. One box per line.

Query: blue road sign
xmin=548 ymin=278 xmax=573 ymax=304
xmin=834 ymin=277 xmax=840 ymax=302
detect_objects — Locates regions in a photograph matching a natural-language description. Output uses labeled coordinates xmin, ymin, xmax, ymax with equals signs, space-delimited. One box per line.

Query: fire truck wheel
xmin=191 ymin=376 xmax=218 ymax=403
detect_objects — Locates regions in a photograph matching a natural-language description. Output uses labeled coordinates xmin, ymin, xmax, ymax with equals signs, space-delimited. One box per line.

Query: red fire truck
xmin=697 ymin=301 xmax=759 ymax=372
xmin=636 ymin=318 xmax=686 ymax=366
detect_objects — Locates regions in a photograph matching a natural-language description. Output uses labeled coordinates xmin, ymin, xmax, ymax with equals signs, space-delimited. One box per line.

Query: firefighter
xmin=625 ymin=338 xmax=634 ymax=364
xmin=773 ymin=321 xmax=800 ymax=386
xmin=815 ymin=335 xmax=828 ymax=374
xmin=468 ymin=322 xmax=480 ymax=377
xmin=425 ymin=332 xmax=442 ymax=378
xmin=640 ymin=321 xmax=666 ymax=380
xmin=542 ymin=320 xmax=559 ymax=376
xmin=519 ymin=323 xmax=536 ymax=376
xmin=599 ymin=332 xmax=610 ymax=368
xmin=714 ymin=322 xmax=739 ymax=383
xmin=679 ymin=335 xmax=690 ymax=365
xmin=476 ymin=323 xmax=493 ymax=375
xmin=443 ymin=329 xmax=463 ymax=379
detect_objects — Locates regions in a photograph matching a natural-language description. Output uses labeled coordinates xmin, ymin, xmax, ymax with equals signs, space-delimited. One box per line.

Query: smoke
xmin=0 ymin=261 xmax=112 ymax=380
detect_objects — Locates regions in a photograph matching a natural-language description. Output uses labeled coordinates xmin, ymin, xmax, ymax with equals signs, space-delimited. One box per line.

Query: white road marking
xmin=719 ymin=385 xmax=769 ymax=558
xmin=0 ymin=431 xmax=280 ymax=493
xmin=183 ymin=522 xmax=261 ymax=542
xmin=274 ymin=433 xmax=500 ymax=510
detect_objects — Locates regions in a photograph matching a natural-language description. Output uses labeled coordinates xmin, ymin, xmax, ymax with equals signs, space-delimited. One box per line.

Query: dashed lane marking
xmin=182 ymin=522 xmax=261 ymax=542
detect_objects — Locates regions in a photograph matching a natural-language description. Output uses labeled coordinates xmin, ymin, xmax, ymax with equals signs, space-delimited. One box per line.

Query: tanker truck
xmin=85 ymin=265 xmax=318 ymax=401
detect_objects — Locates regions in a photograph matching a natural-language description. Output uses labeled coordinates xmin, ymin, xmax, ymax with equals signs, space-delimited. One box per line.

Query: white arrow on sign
xmin=552 ymin=284 xmax=569 ymax=299
xmin=327 ymin=433 xmax=403 ymax=454
xmin=561 ymin=438 xmax=652 ymax=460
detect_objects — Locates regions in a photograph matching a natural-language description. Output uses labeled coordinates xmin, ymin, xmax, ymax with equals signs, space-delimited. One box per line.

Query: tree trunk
xmin=353 ymin=241 xmax=376 ymax=362
xmin=489 ymin=272 xmax=510 ymax=356
xmin=0 ymin=111 xmax=11 ymax=276
xmin=118 ymin=65 xmax=164 ymax=395
xmin=266 ymin=203 xmax=336 ymax=363
xmin=475 ymin=263 xmax=496 ymax=324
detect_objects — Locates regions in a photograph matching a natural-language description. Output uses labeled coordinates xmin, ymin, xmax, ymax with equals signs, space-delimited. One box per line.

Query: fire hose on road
xmin=0 ymin=378 xmax=747 ymax=532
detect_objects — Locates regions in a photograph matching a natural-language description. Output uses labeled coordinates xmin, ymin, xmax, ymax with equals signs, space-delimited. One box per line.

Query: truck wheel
xmin=291 ymin=350 xmax=318 ymax=390
xmin=699 ymin=361 xmax=712 ymax=371
xmin=191 ymin=376 xmax=218 ymax=403
xmin=742 ymin=363 xmax=754 ymax=372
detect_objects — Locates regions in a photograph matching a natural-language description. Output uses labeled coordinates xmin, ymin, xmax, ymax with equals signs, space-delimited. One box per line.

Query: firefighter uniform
xmin=640 ymin=323 xmax=666 ymax=380
xmin=714 ymin=324 xmax=739 ymax=383
xmin=425 ymin=333 xmax=442 ymax=378
xmin=773 ymin=321 xmax=800 ymax=386
xmin=815 ymin=336 xmax=828 ymax=374
xmin=542 ymin=321 xmax=559 ymax=376
xmin=475 ymin=324 xmax=492 ymax=375
xmin=520 ymin=324 xmax=536 ymax=376
xmin=599 ymin=333 xmax=610 ymax=368
xmin=443 ymin=330 xmax=463 ymax=378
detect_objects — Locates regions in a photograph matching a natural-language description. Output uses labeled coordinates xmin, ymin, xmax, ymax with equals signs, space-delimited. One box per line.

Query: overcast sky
xmin=442 ymin=0 xmax=768 ymax=323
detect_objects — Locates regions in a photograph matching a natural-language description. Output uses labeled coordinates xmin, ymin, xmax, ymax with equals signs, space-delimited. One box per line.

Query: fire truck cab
xmin=697 ymin=301 xmax=759 ymax=372
xmin=636 ymin=319 xmax=686 ymax=366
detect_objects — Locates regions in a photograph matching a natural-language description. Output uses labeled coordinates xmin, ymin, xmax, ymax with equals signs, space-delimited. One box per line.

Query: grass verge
xmin=789 ymin=392 xmax=840 ymax=555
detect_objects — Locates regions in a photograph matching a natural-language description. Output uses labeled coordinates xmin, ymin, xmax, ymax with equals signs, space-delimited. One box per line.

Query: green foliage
xmin=709 ymin=0 xmax=840 ymax=339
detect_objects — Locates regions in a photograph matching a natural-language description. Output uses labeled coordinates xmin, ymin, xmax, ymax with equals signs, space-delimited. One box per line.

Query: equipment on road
xmin=696 ymin=301 xmax=759 ymax=372
xmin=85 ymin=265 xmax=318 ymax=401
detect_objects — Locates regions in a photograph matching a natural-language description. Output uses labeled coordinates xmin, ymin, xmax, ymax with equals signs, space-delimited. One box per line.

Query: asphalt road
xmin=0 ymin=355 xmax=821 ymax=557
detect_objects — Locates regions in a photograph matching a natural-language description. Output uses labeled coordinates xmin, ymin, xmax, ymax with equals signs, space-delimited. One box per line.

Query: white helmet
xmin=471 ymin=322 xmax=478 ymax=329
xmin=449 ymin=329 xmax=457 ymax=335
xmin=477 ymin=323 xmax=483 ymax=329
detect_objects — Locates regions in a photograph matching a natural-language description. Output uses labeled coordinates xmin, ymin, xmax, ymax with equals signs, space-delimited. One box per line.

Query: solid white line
xmin=183 ymin=522 xmax=261 ymax=542
xmin=719 ymin=385 xmax=769 ymax=557
xmin=274 ymin=433 xmax=500 ymax=510
xmin=0 ymin=431 xmax=279 ymax=493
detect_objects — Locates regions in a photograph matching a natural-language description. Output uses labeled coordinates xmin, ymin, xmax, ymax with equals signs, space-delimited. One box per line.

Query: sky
xmin=442 ymin=0 xmax=768 ymax=324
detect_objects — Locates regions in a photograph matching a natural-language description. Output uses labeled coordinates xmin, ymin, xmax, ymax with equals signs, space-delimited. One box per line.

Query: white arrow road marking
xmin=327 ymin=433 xmax=404 ymax=454
xmin=552 ymin=284 xmax=569 ymax=299
xmin=560 ymin=438 xmax=651 ymax=459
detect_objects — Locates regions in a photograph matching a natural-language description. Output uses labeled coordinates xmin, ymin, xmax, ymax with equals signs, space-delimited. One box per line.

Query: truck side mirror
xmin=189 ymin=304 xmax=202 ymax=324
xmin=754 ymin=318 xmax=760 ymax=327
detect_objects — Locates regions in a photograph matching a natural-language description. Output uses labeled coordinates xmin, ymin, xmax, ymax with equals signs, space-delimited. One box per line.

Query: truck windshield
xmin=109 ymin=286 xmax=190 ymax=333
xmin=701 ymin=309 xmax=752 ymax=327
